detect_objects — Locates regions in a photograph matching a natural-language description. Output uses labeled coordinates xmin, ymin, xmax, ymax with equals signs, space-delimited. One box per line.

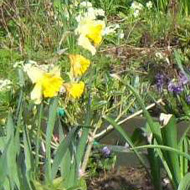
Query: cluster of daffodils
xmin=130 ymin=1 xmax=153 ymax=17
xmin=75 ymin=1 xmax=125 ymax=53
xmin=75 ymin=2 xmax=106 ymax=55
xmin=24 ymin=55 xmax=90 ymax=104
xmin=21 ymin=2 xmax=107 ymax=104
xmin=65 ymin=54 xmax=90 ymax=99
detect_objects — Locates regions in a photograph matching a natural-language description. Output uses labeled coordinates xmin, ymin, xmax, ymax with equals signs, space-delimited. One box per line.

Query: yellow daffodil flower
xmin=65 ymin=81 xmax=85 ymax=99
xmin=75 ymin=18 xmax=105 ymax=55
xmin=86 ymin=21 xmax=104 ymax=46
xmin=69 ymin=54 xmax=90 ymax=77
xmin=26 ymin=65 xmax=63 ymax=104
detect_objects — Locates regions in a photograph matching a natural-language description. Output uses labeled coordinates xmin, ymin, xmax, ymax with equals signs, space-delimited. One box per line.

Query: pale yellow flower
xmin=78 ymin=35 xmax=96 ymax=55
xmin=69 ymin=54 xmax=90 ymax=77
xmin=65 ymin=81 xmax=85 ymax=99
xmin=26 ymin=65 xmax=63 ymax=104
xmin=75 ymin=18 xmax=105 ymax=55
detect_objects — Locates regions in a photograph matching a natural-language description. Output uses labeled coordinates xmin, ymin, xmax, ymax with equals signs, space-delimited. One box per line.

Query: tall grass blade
xmin=2 ymin=113 xmax=21 ymax=189
xmin=23 ymin=126 xmax=33 ymax=189
xmin=52 ymin=127 xmax=78 ymax=179
xmin=178 ymin=122 xmax=190 ymax=177
xmin=45 ymin=98 xmax=58 ymax=182
xmin=147 ymin=146 xmax=162 ymax=190
xmin=161 ymin=115 xmax=181 ymax=186
xmin=60 ymin=149 xmax=72 ymax=186
xmin=35 ymin=104 xmax=43 ymax=177
xmin=131 ymin=145 xmax=190 ymax=161
xmin=177 ymin=173 xmax=190 ymax=190
xmin=179 ymin=137 xmax=189 ymax=177
xmin=76 ymin=95 xmax=91 ymax=171
xmin=0 ymin=138 xmax=11 ymax=187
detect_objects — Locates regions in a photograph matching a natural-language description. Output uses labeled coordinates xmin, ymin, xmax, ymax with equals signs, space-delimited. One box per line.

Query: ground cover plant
xmin=1 ymin=0 xmax=190 ymax=190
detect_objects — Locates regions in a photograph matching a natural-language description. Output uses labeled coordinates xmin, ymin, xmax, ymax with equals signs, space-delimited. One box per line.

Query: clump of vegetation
xmin=1 ymin=1 xmax=190 ymax=190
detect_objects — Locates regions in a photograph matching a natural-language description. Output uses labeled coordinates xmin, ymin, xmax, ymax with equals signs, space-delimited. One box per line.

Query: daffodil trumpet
xmin=64 ymin=81 xmax=85 ymax=99
xmin=69 ymin=54 xmax=91 ymax=77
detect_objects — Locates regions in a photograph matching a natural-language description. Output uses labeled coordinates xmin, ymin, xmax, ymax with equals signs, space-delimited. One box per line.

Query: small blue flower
xmin=102 ymin=146 xmax=111 ymax=157
xmin=168 ymin=80 xmax=184 ymax=94
xmin=155 ymin=73 xmax=165 ymax=92
xmin=178 ymin=72 xmax=189 ymax=85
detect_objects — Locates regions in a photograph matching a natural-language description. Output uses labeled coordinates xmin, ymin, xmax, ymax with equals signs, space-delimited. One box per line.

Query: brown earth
xmin=87 ymin=167 xmax=154 ymax=190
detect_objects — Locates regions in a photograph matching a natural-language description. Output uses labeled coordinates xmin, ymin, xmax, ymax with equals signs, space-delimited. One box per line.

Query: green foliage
xmin=104 ymin=78 xmax=190 ymax=189
xmin=0 ymin=49 xmax=20 ymax=80
xmin=178 ymin=173 xmax=190 ymax=190
xmin=87 ymin=148 xmax=116 ymax=177
xmin=161 ymin=115 xmax=181 ymax=187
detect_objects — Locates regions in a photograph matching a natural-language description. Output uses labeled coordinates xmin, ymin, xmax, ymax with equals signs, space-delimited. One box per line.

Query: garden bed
xmin=87 ymin=167 xmax=154 ymax=190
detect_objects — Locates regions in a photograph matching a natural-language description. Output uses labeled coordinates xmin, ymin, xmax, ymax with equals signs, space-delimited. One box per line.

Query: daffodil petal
xmin=78 ymin=35 xmax=96 ymax=55
xmin=86 ymin=20 xmax=105 ymax=45
xmin=31 ymin=83 xmax=42 ymax=104
xmin=27 ymin=64 xmax=64 ymax=104
xmin=50 ymin=66 xmax=61 ymax=77
xmin=42 ymin=73 xmax=63 ymax=98
xmin=76 ymin=18 xmax=105 ymax=48
xmin=26 ymin=65 xmax=44 ymax=83
xmin=65 ymin=81 xmax=85 ymax=99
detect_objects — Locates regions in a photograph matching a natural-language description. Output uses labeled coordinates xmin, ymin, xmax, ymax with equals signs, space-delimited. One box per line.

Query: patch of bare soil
xmin=87 ymin=167 xmax=154 ymax=190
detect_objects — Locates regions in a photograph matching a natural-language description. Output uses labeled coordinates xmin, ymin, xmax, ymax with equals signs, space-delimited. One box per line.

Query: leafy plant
xmin=103 ymin=75 xmax=190 ymax=190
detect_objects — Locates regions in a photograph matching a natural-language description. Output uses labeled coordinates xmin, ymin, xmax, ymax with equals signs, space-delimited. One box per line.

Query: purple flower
xmin=155 ymin=73 xmax=165 ymax=92
xmin=168 ymin=80 xmax=184 ymax=94
xmin=178 ymin=72 xmax=189 ymax=85
xmin=186 ymin=95 xmax=190 ymax=104
xmin=102 ymin=146 xmax=111 ymax=157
